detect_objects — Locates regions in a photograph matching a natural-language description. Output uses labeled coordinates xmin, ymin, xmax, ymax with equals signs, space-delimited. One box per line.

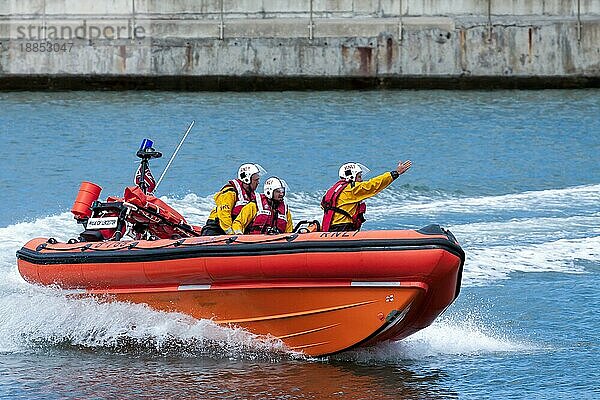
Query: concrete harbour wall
xmin=0 ymin=0 xmax=599 ymax=90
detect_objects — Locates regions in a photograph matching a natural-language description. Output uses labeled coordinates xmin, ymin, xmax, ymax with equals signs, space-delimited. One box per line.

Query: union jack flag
xmin=135 ymin=165 xmax=156 ymax=194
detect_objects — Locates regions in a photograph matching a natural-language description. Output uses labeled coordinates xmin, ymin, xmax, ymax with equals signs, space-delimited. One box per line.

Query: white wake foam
xmin=333 ymin=313 xmax=533 ymax=363
xmin=0 ymin=285 xmax=290 ymax=358
xmin=368 ymin=184 xmax=600 ymax=219
xmin=449 ymin=213 xmax=600 ymax=248
xmin=463 ymin=236 xmax=599 ymax=285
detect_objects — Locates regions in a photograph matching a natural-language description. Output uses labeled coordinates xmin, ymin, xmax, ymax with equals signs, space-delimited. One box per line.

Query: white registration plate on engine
xmin=86 ymin=217 xmax=119 ymax=230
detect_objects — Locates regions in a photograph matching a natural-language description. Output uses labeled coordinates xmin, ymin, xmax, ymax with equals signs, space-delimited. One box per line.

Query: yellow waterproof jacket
xmin=232 ymin=202 xmax=293 ymax=234
xmin=328 ymin=172 xmax=394 ymax=226
xmin=207 ymin=186 xmax=238 ymax=232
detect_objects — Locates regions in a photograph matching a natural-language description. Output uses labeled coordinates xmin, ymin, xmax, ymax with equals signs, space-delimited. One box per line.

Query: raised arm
xmin=345 ymin=160 xmax=412 ymax=202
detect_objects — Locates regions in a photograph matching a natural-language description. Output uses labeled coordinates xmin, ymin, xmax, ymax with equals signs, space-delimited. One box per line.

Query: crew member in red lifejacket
xmin=321 ymin=160 xmax=412 ymax=232
xmin=232 ymin=176 xmax=293 ymax=235
xmin=202 ymin=163 xmax=267 ymax=236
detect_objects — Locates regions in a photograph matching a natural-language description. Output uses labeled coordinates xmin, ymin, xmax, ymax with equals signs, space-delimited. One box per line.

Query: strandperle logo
xmin=13 ymin=19 xmax=146 ymax=40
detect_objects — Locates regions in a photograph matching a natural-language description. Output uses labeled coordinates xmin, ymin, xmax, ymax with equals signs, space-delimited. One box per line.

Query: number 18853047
xmin=19 ymin=42 xmax=74 ymax=52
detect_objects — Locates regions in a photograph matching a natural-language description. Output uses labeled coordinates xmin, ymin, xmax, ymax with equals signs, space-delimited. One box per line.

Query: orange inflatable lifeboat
xmin=16 ymin=224 xmax=464 ymax=357
xmin=16 ymin=137 xmax=465 ymax=356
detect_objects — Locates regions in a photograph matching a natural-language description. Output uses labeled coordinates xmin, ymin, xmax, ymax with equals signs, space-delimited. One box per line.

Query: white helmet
xmin=263 ymin=177 xmax=289 ymax=199
xmin=238 ymin=163 xmax=267 ymax=184
xmin=339 ymin=162 xmax=370 ymax=182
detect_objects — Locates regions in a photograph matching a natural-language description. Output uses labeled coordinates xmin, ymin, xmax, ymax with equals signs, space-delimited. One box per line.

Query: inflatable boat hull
xmin=17 ymin=227 xmax=464 ymax=356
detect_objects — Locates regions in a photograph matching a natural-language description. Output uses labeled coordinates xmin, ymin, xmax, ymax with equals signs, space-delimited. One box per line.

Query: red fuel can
xmin=71 ymin=181 xmax=102 ymax=219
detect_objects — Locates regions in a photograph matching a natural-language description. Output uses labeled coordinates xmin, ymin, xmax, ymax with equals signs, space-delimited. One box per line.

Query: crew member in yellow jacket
xmin=321 ymin=160 xmax=412 ymax=232
xmin=232 ymin=177 xmax=293 ymax=235
xmin=201 ymin=163 xmax=266 ymax=236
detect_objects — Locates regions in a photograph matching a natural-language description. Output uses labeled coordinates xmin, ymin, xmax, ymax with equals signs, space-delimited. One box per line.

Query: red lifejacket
xmin=226 ymin=179 xmax=256 ymax=218
xmin=247 ymin=194 xmax=288 ymax=234
xmin=321 ymin=180 xmax=366 ymax=232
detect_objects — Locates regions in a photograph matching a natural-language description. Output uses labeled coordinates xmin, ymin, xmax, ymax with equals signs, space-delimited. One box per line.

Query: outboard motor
xmin=78 ymin=200 xmax=127 ymax=242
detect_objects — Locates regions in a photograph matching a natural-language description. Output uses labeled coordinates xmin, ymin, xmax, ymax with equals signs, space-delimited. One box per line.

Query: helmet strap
xmin=242 ymin=181 xmax=252 ymax=194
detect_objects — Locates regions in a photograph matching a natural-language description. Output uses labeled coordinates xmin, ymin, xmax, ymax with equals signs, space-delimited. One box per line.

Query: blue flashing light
xmin=139 ymin=138 xmax=154 ymax=150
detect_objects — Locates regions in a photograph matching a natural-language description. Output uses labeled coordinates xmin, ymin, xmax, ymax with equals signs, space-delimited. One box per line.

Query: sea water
xmin=0 ymin=90 xmax=598 ymax=399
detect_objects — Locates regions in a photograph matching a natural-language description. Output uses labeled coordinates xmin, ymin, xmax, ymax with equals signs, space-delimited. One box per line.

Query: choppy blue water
xmin=0 ymin=90 xmax=598 ymax=399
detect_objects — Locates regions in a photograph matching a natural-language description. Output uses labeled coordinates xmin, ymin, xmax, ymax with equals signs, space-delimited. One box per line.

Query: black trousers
xmin=328 ymin=223 xmax=356 ymax=232
xmin=201 ymin=219 xmax=226 ymax=236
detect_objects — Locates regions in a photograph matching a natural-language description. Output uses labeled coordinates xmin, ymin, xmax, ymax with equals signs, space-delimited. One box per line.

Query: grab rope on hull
xmin=35 ymin=234 xmax=299 ymax=253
